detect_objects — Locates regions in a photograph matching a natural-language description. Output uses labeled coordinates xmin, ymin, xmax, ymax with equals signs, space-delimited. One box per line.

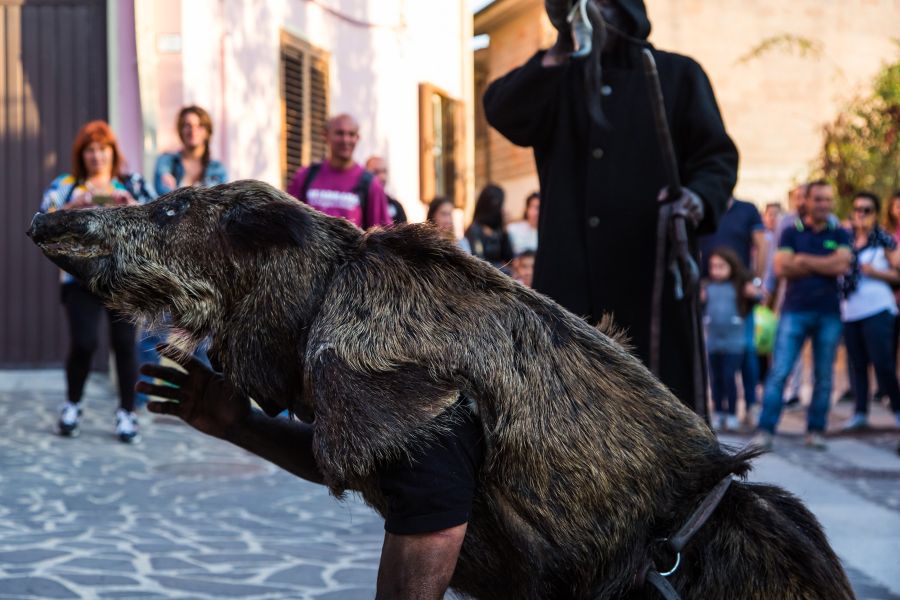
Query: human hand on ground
xmin=137 ymin=344 xmax=250 ymax=440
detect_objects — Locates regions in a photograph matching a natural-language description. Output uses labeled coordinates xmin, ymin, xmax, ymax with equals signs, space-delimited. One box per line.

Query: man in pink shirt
xmin=287 ymin=113 xmax=391 ymax=229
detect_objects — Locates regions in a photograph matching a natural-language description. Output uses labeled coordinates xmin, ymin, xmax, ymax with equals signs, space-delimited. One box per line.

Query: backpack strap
xmin=353 ymin=170 xmax=374 ymax=228
xmin=62 ymin=180 xmax=78 ymax=205
xmin=298 ymin=163 xmax=323 ymax=206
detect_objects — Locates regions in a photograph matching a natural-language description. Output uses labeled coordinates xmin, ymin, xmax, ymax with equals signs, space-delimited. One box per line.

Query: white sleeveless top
xmin=841 ymin=246 xmax=898 ymax=322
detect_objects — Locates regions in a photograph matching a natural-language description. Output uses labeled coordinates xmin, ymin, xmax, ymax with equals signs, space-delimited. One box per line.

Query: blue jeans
xmin=741 ymin=310 xmax=759 ymax=406
xmin=758 ymin=311 xmax=843 ymax=433
xmin=844 ymin=310 xmax=900 ymax=414
xmin=709 ymin=352 xmax=743 ymax=415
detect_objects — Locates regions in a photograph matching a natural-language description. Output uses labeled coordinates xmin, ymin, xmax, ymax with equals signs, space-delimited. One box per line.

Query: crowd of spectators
xmin=699 ymin=183 xmax=900 ymax=450
xmin=45 ymin=110 xmax=898 ymax=452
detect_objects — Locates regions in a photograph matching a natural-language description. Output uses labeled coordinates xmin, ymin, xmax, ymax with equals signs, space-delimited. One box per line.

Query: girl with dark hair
xmin=154 ymin=105 xmax=228 ymax=195
xmin=703 ymin=247 xmax=753 ymax=432
xmin=40 ymin=120 xmax=155 ymax=443
xmin=840 ymin=192 xmax=900 ymax=429
xmin=464 ymin=184 xmax=514 ymax=273
xmin=427 ymin=197 xmax=468 ymax=251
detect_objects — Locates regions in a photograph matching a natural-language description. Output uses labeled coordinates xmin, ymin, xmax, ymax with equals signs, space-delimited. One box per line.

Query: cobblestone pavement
xmin=0 ymin=371 xmax=385 ymax=599
xmin=2 ymin=370 xmax=899 ymax=599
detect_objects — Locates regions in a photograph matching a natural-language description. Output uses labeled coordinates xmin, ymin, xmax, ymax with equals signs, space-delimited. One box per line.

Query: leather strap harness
xmin=633 ymin=475 xmax=734 ymax=600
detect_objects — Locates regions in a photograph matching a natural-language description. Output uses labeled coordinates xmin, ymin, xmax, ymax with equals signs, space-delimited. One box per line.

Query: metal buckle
xmin=655 ymin=538 xmax=682 ymax=577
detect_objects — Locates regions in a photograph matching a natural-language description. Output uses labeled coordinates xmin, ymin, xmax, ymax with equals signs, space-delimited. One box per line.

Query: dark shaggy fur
xmin=29 ymin=180 xmax=853 ymax=599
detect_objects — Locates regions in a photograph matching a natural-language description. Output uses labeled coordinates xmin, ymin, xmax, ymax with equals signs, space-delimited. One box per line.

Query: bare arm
xmin=752 ymin=229 xmax=768 ymax=279
xmin=860 ymin=247 xmax=900 ymax=285
xmin=223 ymin=410 xmax=324 ymax=484
xmin=138 ymin=346 xmax=324 ymax=485
xmin=774 ymin=250 xmax=808 ymax=279
xmin=775 ymin=248 xmax=851 ymax=279
xmin=797 ymin=247 xmax=852 ymax=277
xmin=376 ymin=526 xmax=467 ymax=600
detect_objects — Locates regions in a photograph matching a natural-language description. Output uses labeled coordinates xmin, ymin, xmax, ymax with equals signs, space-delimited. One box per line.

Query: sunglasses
xmin=853 ymin=206 xmax=875 ymax=215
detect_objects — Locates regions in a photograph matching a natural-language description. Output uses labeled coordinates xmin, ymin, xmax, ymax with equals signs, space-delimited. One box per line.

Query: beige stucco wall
xmin=136 ymin=0 xmax=472 ymax=223
xmin=476 ymin=0 xmax=900 ymax=210
xmin=646 ymin=0 xmax=900 ymax=206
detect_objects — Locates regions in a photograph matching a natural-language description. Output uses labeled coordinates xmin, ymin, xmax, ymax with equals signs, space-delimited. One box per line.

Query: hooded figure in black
xmin=484 ymin=0 xmax=738 ymax=413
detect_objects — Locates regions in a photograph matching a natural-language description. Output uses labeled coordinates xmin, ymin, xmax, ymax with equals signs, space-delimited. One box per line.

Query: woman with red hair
xmin=40 ymin=120 xmax=154 ymax=443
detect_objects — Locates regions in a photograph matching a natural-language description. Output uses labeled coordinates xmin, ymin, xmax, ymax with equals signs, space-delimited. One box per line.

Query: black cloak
xmin=483 ymin=0 xmax=738 ymax=409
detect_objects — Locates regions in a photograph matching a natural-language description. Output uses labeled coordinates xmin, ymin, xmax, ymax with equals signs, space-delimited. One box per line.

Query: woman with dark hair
xmin=464 ymin=184 xmax=514 ymax=273
xmin=886 ymin=191 xmax=900 ymax=376
xmin=154 ymin=105 xmax=228 ymax=195
xmin=506 ymin=191 xmax=540 ymax=255
xmin=40 ymin=120 xmax=155 ymax=443
xmin=840 ymin=191 xmax=900 ymax=429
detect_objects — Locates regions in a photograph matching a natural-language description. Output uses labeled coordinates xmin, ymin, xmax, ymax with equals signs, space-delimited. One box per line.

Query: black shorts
xmin=378 ymin=395 xmax=485 ymax=535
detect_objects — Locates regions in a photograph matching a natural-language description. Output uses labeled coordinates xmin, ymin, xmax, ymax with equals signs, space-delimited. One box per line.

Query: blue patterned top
xmin=153 ymin=152 xmax=228 ymax=196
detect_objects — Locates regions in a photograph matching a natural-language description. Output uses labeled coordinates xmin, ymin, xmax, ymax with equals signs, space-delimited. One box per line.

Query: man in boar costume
xmin=29 ymin=178 xmax=851 ymax=599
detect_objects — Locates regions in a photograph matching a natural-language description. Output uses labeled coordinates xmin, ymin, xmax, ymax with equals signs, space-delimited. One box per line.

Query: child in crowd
xmin=703 ymin=247 xmax=754 ymax=431
xmin=512 ymin=250 xmax=535 ymax=288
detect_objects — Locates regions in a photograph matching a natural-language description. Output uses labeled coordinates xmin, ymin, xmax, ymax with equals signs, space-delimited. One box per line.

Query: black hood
xmin=612 ymin=0 xmax=651 ymax=40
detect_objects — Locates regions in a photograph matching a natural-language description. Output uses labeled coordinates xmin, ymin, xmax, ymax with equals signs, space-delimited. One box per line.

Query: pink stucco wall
xmin=113 ymin=0 xmax=143 ymax=172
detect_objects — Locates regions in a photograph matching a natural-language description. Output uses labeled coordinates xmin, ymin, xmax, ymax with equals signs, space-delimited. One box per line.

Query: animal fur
xmin=29 ymin=180 xmax=854 ymax=599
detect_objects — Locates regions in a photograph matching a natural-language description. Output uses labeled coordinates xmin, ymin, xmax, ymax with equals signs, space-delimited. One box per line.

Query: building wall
xmin=646 ymin=0 xmax=900 ymax=205
xmin=143 ymin=0 xmax=472 ymax=223
xmin=476 ymin=0 xmax=900 ymax=209
xmin=474 ymin=2 xmax=552 ymax=218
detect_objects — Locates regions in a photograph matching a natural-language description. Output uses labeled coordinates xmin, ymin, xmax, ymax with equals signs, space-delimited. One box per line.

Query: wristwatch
xmin=752 ymin=277 xmax=763 ymax=287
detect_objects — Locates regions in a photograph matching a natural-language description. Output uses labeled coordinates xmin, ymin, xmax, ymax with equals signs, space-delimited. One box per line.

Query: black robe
xmin=483 ymin=3 xmax=738 ymax=410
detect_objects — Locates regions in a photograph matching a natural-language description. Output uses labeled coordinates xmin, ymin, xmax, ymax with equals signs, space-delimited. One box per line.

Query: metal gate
xmin=0 ymin=0 xmax=108 ymax=367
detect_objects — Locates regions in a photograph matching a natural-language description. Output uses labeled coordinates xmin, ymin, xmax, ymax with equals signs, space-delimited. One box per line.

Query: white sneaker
xmin=725 ymin=415 xmax=740 ymax=432
xmin=711 ymin=412 xmax=725 ymax=432
xmin=58 ymin=402 xmax=81 ymax=437
xmin=841 ymin=413 xmax=868 ymax=431
xmin=115 ymin=409 xmax=140 ymax=444
xmin=804 ymin=432 xmax=827 ymax=451
xmin=749 ymin=430 xmax=773 ymax=451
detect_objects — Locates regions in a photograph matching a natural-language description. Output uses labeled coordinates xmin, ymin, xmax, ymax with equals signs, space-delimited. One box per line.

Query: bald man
xmin=366 ymin=156 xmax=407 ymax=225
xmin=288 ymin=114 xmax=390 ymax=228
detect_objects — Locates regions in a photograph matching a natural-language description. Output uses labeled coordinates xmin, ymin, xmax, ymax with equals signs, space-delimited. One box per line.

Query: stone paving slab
xmin=0 ymin=371 xmax=386 ymax=599
xmin=2 ymin=370 xmax=899 ymax=599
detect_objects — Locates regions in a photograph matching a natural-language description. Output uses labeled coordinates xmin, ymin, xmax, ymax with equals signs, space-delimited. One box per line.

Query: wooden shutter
xmin=419 ymin=83 xmax=436 ymax=202
xmin=419 ymin=83 xmax=466 ymax=207
xmin=309 ymin=53 xmax=328 ymax=163
xmin=280 ymin=32 xmax=329 ymax=189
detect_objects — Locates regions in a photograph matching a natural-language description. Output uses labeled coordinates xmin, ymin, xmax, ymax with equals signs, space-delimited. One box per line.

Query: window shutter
xmin=419 ymin=83 xmax=436 ymax=202
xmin=309 ymin=55 xmax=329 ymax=164
xmin=419 ymin=83 xmax=466 ymax=207
xmin=281 ymin=44 xmax=305 ymax=189
xmin=280 ymin=32 xmax=330 ymax=190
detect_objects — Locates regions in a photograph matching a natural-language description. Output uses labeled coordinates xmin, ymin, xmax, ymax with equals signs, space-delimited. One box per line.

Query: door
xmin=0 ymin=0 xmax=108 ymax=367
